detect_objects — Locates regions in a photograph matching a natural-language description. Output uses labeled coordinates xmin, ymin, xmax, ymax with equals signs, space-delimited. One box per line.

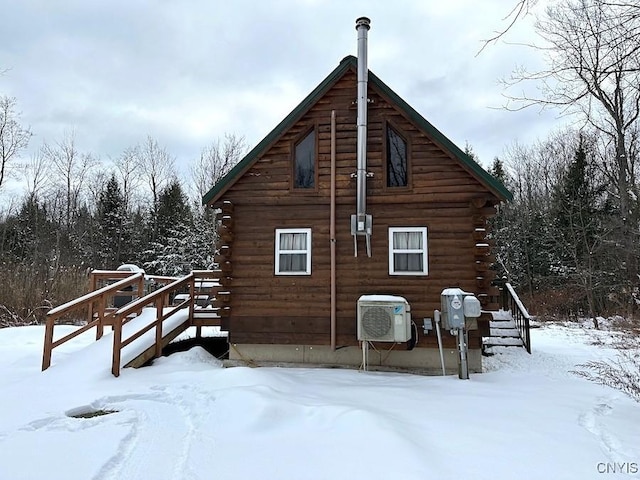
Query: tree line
xmin=0 ymin=129 xmax=245 ymax=326
xmin=1 ymin=0 xmax=639 ymax=326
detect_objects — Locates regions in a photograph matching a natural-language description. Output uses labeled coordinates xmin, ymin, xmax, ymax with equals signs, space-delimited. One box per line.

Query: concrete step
xmin=483 ymin=337 xmax=524 ymax=347
xmin=489 ymin=327 xmax=520 ymax=337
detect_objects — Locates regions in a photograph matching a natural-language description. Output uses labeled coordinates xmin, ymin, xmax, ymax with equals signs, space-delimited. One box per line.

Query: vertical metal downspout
xmin=351 ymin=16 xmax=372 ymax=257
xmin=330 ymin=110 xmax=337 ymax=350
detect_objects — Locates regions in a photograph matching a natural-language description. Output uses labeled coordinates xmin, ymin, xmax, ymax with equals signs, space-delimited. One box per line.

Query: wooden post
xmin=112 ymin=313 xmax=122 ymax=377
xmin=88 ymin=271 xmax=97 ymax=339
xmin=138 ymin=275 xmax=145 ymax=300
xmin=155 ymin=297 xmax=163 ymax=358
xmin=96 ymin=296 xmax=105 ymax=340
xmin=42 ymin=315 xmax=55 ymax=371
xmin=189 ymin=275 xmax=196 ymax=326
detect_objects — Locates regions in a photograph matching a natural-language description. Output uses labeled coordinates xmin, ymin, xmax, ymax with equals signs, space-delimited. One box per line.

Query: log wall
xmin=213 ymin=67 xmax=500 ymax=350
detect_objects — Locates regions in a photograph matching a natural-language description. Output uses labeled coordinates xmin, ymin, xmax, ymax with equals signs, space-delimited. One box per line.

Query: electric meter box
xmin=463 ymin=296 xmax=482 ymax=318
xmin=441 ymin=288 xmax=482 ymax=330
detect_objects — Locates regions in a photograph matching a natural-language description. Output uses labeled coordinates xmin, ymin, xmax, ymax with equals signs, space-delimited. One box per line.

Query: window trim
xmin=388 ymin=227 xmax=428 ymax=276
xmin=275 ymin=228 xmax=312 ymax=275
xmin=384 ymin=121 xmax=411 ymax=190
xmin=291 ymin=125 xmax=318 ymax=191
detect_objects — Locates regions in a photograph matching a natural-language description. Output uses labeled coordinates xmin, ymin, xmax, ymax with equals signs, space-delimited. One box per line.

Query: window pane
xmin=387 ymin=126 xmax=407 ymax=187
xmin=393 ymin=231 xmax=422 ymax=249
xmin=280 ymin=232 xmax=307 ymax=251
xmin=279 ymin=253 xmax=307 ymax=272
xmin=394 ymin=253 xmax=423 ymax=272
xmin=294 ymin=130 xmax=315 ymax=188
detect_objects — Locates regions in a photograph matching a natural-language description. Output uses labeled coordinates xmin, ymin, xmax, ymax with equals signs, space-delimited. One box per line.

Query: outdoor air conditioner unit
xmin=357 ymin=295 xmax=411 ymax=342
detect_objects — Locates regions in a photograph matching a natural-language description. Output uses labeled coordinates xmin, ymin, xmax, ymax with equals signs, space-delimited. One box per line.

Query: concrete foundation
xmin=228 ymin=343 xmax=482 ymax=375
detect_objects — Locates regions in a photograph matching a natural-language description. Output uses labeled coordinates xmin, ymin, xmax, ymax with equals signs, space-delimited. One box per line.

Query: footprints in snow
xmin=578 ymin=396 xmax=625 ymax=462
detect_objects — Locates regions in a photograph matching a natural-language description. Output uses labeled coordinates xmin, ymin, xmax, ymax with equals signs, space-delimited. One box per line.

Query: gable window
xmin=275 ymin=228 xmax=312 ymax=275
xmin=388 ymin=227 xmax=428 ymax=275
xmin=387 ymin=125 xmax=408 ymax=187
xmin=294 ymin=129 xmax=315 ymax=188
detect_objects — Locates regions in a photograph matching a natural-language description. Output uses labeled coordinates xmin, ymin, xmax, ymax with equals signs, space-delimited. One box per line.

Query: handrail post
xmin=189 ymin=274 xmax=196 ymax=325
xmin=112 ymin=312 xmax=123 ymax=377
xmin=96 ymin=296 xmax=105 ymax=340
xmin=42 ymin=315 xmax=55 ymax=370
xmin=138 ymin=275 xmax=145 ymax=300
xmin=155 ymin=297 xmax=163 ymax=358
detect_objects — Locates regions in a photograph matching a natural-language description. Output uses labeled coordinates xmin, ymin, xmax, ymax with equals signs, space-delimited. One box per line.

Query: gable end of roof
xmin=202 ymin=55 xmax=511 ymax=205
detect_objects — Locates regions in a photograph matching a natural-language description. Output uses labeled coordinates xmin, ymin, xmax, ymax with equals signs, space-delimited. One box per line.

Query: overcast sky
xmin=0 ymin=0 xmax=561 ymax=198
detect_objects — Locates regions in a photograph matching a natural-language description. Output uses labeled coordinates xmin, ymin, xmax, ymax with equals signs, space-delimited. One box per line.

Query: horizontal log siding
xmin=221 ymin=69 xmax=499 ymax=347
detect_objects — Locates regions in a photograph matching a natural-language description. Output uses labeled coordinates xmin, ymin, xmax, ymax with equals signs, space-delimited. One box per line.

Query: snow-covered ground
xmin=0 ymin=322 xmax=638 ymax=479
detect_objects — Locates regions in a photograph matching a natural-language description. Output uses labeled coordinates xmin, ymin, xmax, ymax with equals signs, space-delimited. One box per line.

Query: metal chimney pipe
xmin=355 ymin=16 xmax=370 ymax=227
xmin=351 ymin=16 xmax=372 ymax=257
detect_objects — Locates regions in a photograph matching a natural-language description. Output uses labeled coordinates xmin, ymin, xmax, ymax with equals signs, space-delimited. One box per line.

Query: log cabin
xmin=202 ymin=18 xmax=512 ymax=374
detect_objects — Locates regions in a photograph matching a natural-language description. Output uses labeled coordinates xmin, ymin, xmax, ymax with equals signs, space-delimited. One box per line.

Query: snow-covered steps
xmin=482 ymin=310 xmax=525 ymax=353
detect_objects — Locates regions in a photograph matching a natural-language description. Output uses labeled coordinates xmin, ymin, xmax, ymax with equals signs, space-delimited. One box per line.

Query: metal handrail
xmin=504 ymin=282 xmax=532 ymax=353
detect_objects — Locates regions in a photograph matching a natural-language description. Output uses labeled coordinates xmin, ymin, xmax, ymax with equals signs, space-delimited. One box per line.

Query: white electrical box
xmin=463 ymin=296 xmax=482 ymax=318
xmin=357 ymin=295 xmax=411 ymax=342
xmin=441 ymin=288 xmax=466 ymax=330
xmin=441 ymin=288 xmax=481 ymax=330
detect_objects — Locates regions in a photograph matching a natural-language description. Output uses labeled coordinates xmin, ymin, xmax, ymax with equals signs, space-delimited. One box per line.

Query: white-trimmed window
xmin=275 ymin=228 xmax=312 ymax=275
xmin=388 ymin=227 xmax=428 ymax=275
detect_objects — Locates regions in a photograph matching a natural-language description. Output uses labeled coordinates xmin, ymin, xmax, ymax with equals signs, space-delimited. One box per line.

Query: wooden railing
xmin=111 ymin=274 xmax=193 ymax=376
xmin=110 ymin=270 xmax=222 ymax=376
xmin=42 ymin=273 xmax=145 ymax=370
xmin=502 ymin=282 xmax=532 ymax=353
xmin=42 ymin=270 xmax=222 ymax=375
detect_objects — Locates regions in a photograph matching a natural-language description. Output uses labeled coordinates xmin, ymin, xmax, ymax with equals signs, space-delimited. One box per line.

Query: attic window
xmin=387 ymin=125 xmax=408 ymax=187
xmin=275 ymin=228 xmax=312 ymax=275
xmin=294 ymin=129 xmax=315 ymax=188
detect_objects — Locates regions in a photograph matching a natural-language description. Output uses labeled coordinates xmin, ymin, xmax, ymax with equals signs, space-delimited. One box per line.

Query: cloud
xmin=0 ymin=0 xmax=558 ymax=182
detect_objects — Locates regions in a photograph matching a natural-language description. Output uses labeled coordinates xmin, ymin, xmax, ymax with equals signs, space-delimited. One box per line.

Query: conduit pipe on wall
xmin=330 ymin=110 xmax=337 ymax=351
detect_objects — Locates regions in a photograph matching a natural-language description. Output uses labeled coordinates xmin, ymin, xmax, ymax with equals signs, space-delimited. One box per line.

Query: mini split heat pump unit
xmin=357 ymin=295 xmax=411 ymax=342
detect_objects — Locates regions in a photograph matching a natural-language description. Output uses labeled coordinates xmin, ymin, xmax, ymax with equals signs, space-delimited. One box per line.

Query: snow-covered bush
xmin=573 ymin=335 xmax=640 ymax=402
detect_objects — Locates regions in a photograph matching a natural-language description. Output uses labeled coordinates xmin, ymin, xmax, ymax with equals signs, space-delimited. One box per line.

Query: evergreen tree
xmin=95 ymin=175 xmax=127 ymax=269
xmin=144 ymin=179 xmax=194 ymax=275
xmin=550 ymin=136 xmax=609 ymax=321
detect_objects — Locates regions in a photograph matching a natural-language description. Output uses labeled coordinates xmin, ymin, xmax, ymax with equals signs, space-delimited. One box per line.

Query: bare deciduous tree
xmin=191 ymin=133 xmax=246 ymax=201
xmin=502 ymin=0 xmax=640 ymax=312
xmin=135 ymin=135 xmax=175 ymax=209
xmin=42 ymin=131 xmax=97 ymax=231
xmin=114 ymin=146 xmax=142 ymax=211
xmin=479 ymin=0 xmax=539 ymax=54
xmin=22 ymin=149 xmax=51 ymax=201
xmin=0 ymin=96 xmax=32 ymax=190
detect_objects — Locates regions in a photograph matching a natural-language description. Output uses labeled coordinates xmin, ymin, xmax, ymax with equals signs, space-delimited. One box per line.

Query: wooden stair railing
xmin=42 ymin=273 xmax=145 ymax=371
xmin=111 ymin=274 xmax=194 ymax=377
xmin=43 ymin=270 xmax=223 ymax=377
xmin=111 ymin=270 xmax=223 ymax=376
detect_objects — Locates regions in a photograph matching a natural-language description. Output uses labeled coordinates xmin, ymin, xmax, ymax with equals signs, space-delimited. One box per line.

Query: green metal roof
xmin=202 ymin=55 xmax=512 ymax=206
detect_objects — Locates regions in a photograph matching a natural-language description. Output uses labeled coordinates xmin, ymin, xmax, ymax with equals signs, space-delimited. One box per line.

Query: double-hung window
xmin=275 ymin=228 xmax=312 ymax=275
xmin=388 ymin=227 xmax=428 ymax=275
